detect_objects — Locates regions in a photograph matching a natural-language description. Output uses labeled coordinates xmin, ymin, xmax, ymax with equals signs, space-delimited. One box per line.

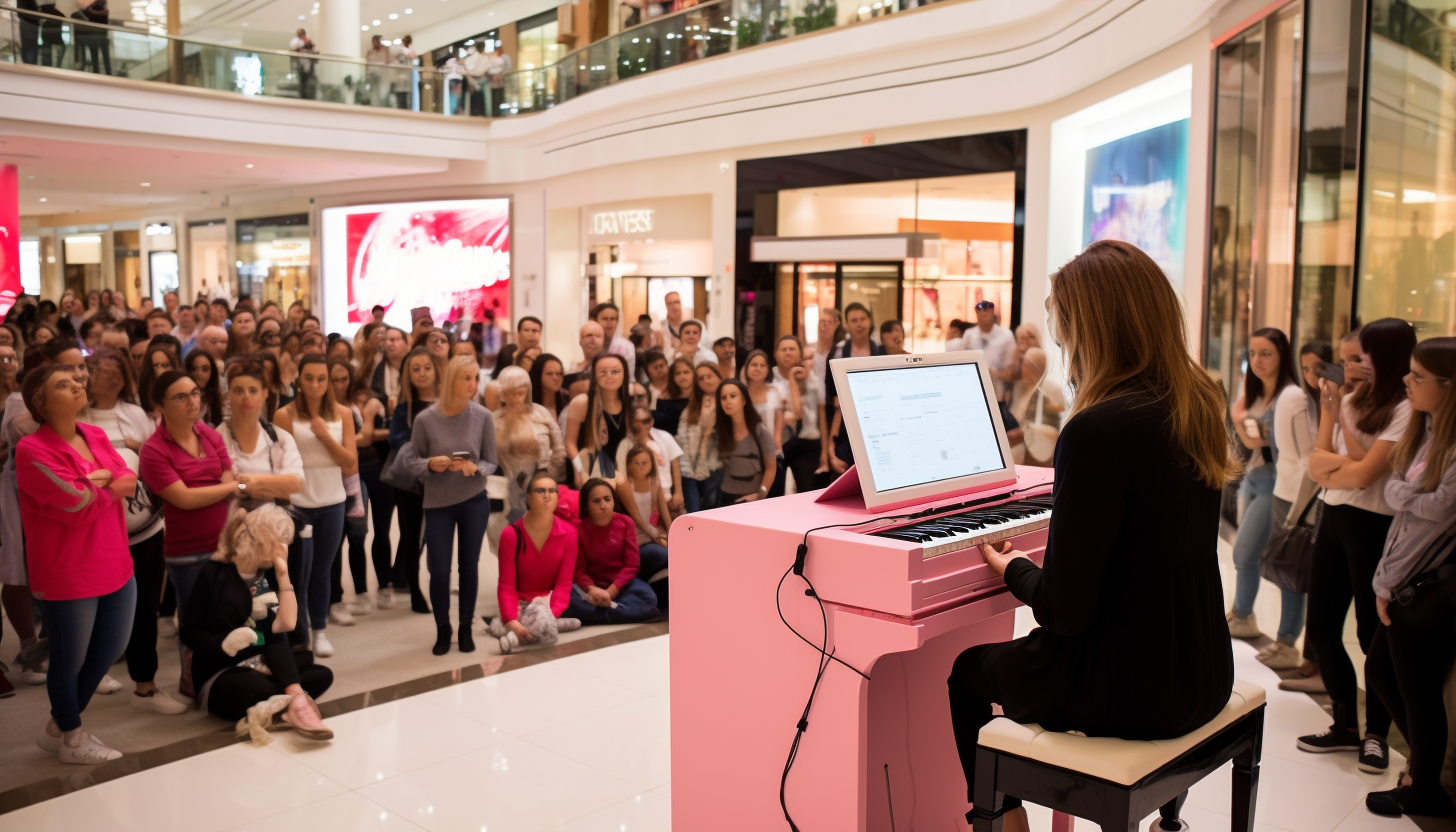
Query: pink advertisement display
xmin=0 ymin=165 xmax=20 ymax=321
xmin=333 ymin=199 xmax=510 ymax=329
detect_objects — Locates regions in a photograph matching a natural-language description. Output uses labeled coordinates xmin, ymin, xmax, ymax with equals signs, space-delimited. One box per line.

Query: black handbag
xmin=1261 ymin=495 xmax=1319 ymax=594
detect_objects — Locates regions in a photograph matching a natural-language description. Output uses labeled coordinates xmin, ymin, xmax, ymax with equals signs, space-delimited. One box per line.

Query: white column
xmin=316 ymin=0 xmax=361 ymax=59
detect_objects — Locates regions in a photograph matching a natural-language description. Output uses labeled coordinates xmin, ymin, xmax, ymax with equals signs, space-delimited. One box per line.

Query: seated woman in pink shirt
xmin=488 ymin=472 xmax=581 ymax=654
xmin=567 ymin=478 xmax=662 ymax=625
xmin=19 ymin=364 xmax=138 ymax=764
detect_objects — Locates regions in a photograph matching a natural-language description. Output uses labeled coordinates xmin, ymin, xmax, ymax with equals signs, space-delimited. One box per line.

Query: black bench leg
xmin=971 ymin=748 xmax=1009 ymax=832
xmin=1231 ymin=711 xmax=1264 ymax=832
xmin=1155 ymin=790 xmax=1188 ymax=830
xmin=1094 ymin=805 xmax=1136 ymax=832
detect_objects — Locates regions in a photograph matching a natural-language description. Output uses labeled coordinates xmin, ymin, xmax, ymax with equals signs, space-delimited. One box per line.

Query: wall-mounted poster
xmin=321 ymin=198 xmax=510 ymax=333
xmin=1082 ymin=119 xmax=1189 ymax=286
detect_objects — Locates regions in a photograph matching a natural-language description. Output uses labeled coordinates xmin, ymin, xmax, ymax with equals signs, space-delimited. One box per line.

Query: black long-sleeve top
xmin=994 ymin=389 xmax=1233 ymax=739
xmin=181 ymin=559 xmax=302 ymax=690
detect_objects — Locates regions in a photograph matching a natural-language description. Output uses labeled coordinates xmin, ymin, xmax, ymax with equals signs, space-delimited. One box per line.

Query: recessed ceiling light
xmin=140 ymin=182 xmax=150 ymax=186
xmin=26 ymin=175 xmax=34 ymax=179
xmin=246 ymin=163 xmax=254 ymax=168
xmin=361 ymin=24 xmax=369 ymax=29
xmin=404 ymin=7 xmax=412 ymax=11
xmin=372 ymin=18 xmax=381 ymax=24
xmin=298 ymin=14 xmax=305 ymax=18
xmin=389 ymin=13 xmax=397 ymax=19
xmin=38 ymin=197 xmax=46 ymax=202
xmin=241 ymin=21 xmax=248 ymax=25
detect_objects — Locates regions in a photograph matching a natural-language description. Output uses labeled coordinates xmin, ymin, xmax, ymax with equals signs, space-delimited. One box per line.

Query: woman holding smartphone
xmin=406 ymin=355 xmax=498 ymax=655
xmin=946 ymin=241 xmax=1234 ymax=832
xmin=1227 ymin=328 xmax=1299 ymax=639
xmin=1298 ymin=319 xmax=1416 ymax=773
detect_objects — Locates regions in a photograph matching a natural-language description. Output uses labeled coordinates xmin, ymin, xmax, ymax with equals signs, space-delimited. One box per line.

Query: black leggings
xmin=124 ymin=532 xmax=166 ymax=684
xmin=1365 ymin=603 xmax=1456 ymax=799
xmin=206 ymin=664 xmax=333 ymax=721
xmin=947 ymin=645 xmax=1021 ymax=808
xmin=363 ymin=466 xmax=397 ymax=590
xmin=783 ymin=436 xmax=825 ymax=495
xmin=392 ymin=489 xmax=427 ymax=607
xmin=1306 ymin=502 xmax=1392 ymax=736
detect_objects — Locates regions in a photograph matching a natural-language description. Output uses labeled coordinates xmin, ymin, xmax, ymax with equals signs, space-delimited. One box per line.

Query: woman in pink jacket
xmin=18 ymin=363 xmax=138 ymax=764
xmin=489 ymin=472 xmax=581 ymax=653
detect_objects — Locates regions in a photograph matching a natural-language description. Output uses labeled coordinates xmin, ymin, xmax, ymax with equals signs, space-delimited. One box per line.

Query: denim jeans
xmin=639 ymin=542 xmax=668 ymax=579
xmin=296 ymin=502 xmax=346 ymax=632
xmin=424 ymin=490 xmax=491 ymax=629
xmin=565 ymin=579 xmax=660 ymax=624
xmin=682 ymin=469 xmax=723 ymax=513
xmin=164 ymin=552 xmax=214 ymax=628
xmin=45 ymin=577 xmax=136 ymax=731
xmin=1231 ymin=464 xmax=1276 ymax=618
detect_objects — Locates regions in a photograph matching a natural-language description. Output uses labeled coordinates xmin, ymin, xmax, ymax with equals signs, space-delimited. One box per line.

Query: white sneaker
xmin=376 ymin=588 xmax=400 ymax=610
xmin=95 ymin=674 xmax=123 ymax=695
xmin=348 ymin=595 xmax=375 ymax=616
xmin=130 ymin=689 xmax=189 ymax=715
xmin=313 ymin=631 xmax=335 ymax=658
xmin=328 ymin=604 xmax=356 ymax=626
xmin=19 ymin=667 xmax=45 ymax=685
xmin=157 ymin=616 xmax=178 ymax=639
xmin=59 ymin=731 xmax=122 ymax=765
xmin=36 ymin=722 xmax=61 ymax=753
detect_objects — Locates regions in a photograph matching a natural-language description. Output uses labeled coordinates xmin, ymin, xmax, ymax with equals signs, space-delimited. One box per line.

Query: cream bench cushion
xmin=977 ymin=679 xmax=1266 ymax=786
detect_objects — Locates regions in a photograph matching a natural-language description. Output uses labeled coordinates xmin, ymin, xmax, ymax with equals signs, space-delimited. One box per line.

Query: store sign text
xmin=591 ymin=209 xmax=654 ymax=236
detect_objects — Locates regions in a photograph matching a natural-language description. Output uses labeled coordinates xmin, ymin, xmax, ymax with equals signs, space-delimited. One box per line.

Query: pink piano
xmin=670 ymin=464 xmax=1055 ymax=831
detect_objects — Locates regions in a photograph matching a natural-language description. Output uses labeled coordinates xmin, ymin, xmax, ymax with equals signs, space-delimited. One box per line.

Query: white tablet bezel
xmin=829 ymin=350 xmax=1017 ymax=512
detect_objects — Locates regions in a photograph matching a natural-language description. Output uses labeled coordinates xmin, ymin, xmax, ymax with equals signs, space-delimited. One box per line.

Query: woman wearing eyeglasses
xmin=490 ymin=473 xmax=580 ymax=654
xmin=404 ymin=355 xmax=498 ymax=655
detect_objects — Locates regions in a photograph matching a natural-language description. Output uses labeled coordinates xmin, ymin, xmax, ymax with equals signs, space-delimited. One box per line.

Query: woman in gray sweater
xmin=407 ymin=355 xmax=498 ymax=655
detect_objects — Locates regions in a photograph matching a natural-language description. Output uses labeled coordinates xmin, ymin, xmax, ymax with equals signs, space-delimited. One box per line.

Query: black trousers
xmin=206 ymin=663 xmax=332 ymax=721
xmin=124 ymin=531 xmax=166 ymax=684
xmin=783 ymin=436 xmax=826 ymax=494
xmin=947 ymin=645 xmax=1021 ymax=808
xmin=1365 ymin=603 xmax=1456 ymax=799
xmin=392 ymin=489 xmax=427 ymax=607
xmin=363 ymin=466 xmax=397 ymax=589
xmin=1306 ymin=502 xmax=1392 ymax=736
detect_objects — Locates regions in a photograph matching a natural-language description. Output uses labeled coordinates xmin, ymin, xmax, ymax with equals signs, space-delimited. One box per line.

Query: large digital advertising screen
xmin=320 ymin=198 xmax=510 ymax=334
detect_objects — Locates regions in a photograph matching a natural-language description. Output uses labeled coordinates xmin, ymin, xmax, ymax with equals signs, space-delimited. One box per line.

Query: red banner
xmin=0 ymin=165 xmax=19 ymax=321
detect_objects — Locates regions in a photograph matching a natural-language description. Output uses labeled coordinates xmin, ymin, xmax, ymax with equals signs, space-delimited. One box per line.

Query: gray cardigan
xmin=1376 ymin=434 xmax=1456 ymax=600
xmin=406 ymin=401 xmax=499 ymax=509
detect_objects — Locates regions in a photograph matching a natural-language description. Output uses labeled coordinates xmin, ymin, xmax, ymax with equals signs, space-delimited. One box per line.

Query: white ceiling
xmin=0 ymin=134 xmax=435 ymax=216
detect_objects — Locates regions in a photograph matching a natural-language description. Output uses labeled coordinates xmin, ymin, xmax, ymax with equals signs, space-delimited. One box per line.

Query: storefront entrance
xmin=789 ymin=262 xmax=901 ymax=340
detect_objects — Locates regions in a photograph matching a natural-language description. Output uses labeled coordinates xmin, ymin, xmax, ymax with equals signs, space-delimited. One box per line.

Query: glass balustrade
xmin=0 ymin=0 xmax=902 ymax=116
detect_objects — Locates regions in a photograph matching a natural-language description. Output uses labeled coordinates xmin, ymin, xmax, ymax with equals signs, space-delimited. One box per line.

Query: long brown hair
xmin=1391 ymin=337 xmax=1456 ymax=493
xmin=400 ymin=346 xmax=440 ymax=427
xmin=713 ymin=378 xmax=762 ymax=455
xmin=1349 ymin=318 xmax=1417 ymax=436
xmin=578 ymin=353 xmax=630 ymax=453
xmin=291 ymin=354 xmax=338 ymax=421
xmin=686 ymin=362 xmax=721 ymax=427
xmin=1050 ymin=240 xmax=1236 ymax=488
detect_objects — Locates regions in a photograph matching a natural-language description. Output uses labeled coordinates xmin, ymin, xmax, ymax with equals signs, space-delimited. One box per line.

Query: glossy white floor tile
xmin=419 ymin=660 xmax=643 ymax=736
xmin=6 ymin=633 xmax=1429 ymax=832
xmin=270 ymin=697 xmax=512 ymax=788
xmin=551 ymin=791 xmax=671 ymax=832
xmin=357 ymin=739 xmax=642 ymax=832
xmin=0 ymin=742 xmax=346 ymax=832
xmin=524 ymin=697 xmax=671 ymax=790
xmin=225 ymin=792 xmax=428 ymax=832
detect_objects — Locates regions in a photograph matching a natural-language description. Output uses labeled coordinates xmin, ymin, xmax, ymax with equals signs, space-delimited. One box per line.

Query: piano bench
xmin=972 ymin=680 xmax=1267 ymax=832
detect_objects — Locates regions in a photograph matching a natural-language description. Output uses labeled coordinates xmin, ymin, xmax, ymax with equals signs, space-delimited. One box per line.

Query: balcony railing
xmin=0 ymin=0 xmax=911 ymax=116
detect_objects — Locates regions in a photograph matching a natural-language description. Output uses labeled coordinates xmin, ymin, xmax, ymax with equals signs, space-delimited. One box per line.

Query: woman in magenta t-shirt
xmin=18 ymin=364 xmax=138 ymax=764
xmin=138 ymin=370 xmax=237 ymax=637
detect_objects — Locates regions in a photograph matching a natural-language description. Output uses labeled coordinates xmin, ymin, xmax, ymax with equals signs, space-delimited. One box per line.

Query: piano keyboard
xmin=870 ymin=494 xmax=1054 ymax=559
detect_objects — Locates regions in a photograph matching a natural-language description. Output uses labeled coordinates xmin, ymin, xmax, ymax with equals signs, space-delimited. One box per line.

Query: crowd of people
xmin=1223 ymin=319 xmax=1455 ymax=819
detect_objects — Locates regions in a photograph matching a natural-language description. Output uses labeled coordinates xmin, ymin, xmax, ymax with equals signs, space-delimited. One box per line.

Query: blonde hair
xmin=497 ymin=365 xmax=532 ymax=402
xmin=1050 ymin=240 xmax=1237 ymax=489
xmin=213 ymin=504 xmax=295 ymax=568
xmin=440 ymin=354 xmax=480 ymax=407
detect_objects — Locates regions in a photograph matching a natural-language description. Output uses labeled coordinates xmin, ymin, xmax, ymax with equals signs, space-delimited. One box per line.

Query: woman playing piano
xmin=947 ymin=240 xmax=1237 ymax=832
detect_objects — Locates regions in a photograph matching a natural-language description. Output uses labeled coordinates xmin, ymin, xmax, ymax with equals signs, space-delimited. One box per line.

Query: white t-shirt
xmin=1323 ymin=396 xmax=1412 ymax=515
xmin=1271 ymin=384 xmax=1314 ymax=502
xmin=615 ymin=427 xmax=683 ymax=498
xmin=751 ymin=386 xmax=783 ymax=447
xmin=80 ymin=403 xmax=162 ymax=543
xmin=217 ymin=421 xmax=306 ymax=487
xmin=958 ymin=325 xmax=1017 ymax=398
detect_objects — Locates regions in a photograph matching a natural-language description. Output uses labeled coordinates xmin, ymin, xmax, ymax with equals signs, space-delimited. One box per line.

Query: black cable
xmin=776 ymin=483 xmax=1051 ymax=830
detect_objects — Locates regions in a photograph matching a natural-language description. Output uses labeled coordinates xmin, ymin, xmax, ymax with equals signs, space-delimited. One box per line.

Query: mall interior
xmin=2 ymin=0 xmax=1456 ymax=829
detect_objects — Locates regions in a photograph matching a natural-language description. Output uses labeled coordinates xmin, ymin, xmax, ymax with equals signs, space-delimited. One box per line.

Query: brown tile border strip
xmin=0 ymin=621 xmax=669 ymax=815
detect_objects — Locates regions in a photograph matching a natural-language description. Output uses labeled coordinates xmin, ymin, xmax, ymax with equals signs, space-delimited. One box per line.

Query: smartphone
xmin=1315 ymin=361 xmax=1344 ymax=386
xmin=1242 ymin=418 xmax=1263 ymax=440
xmin=450 ymin=451 xmax=471 ymax=460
